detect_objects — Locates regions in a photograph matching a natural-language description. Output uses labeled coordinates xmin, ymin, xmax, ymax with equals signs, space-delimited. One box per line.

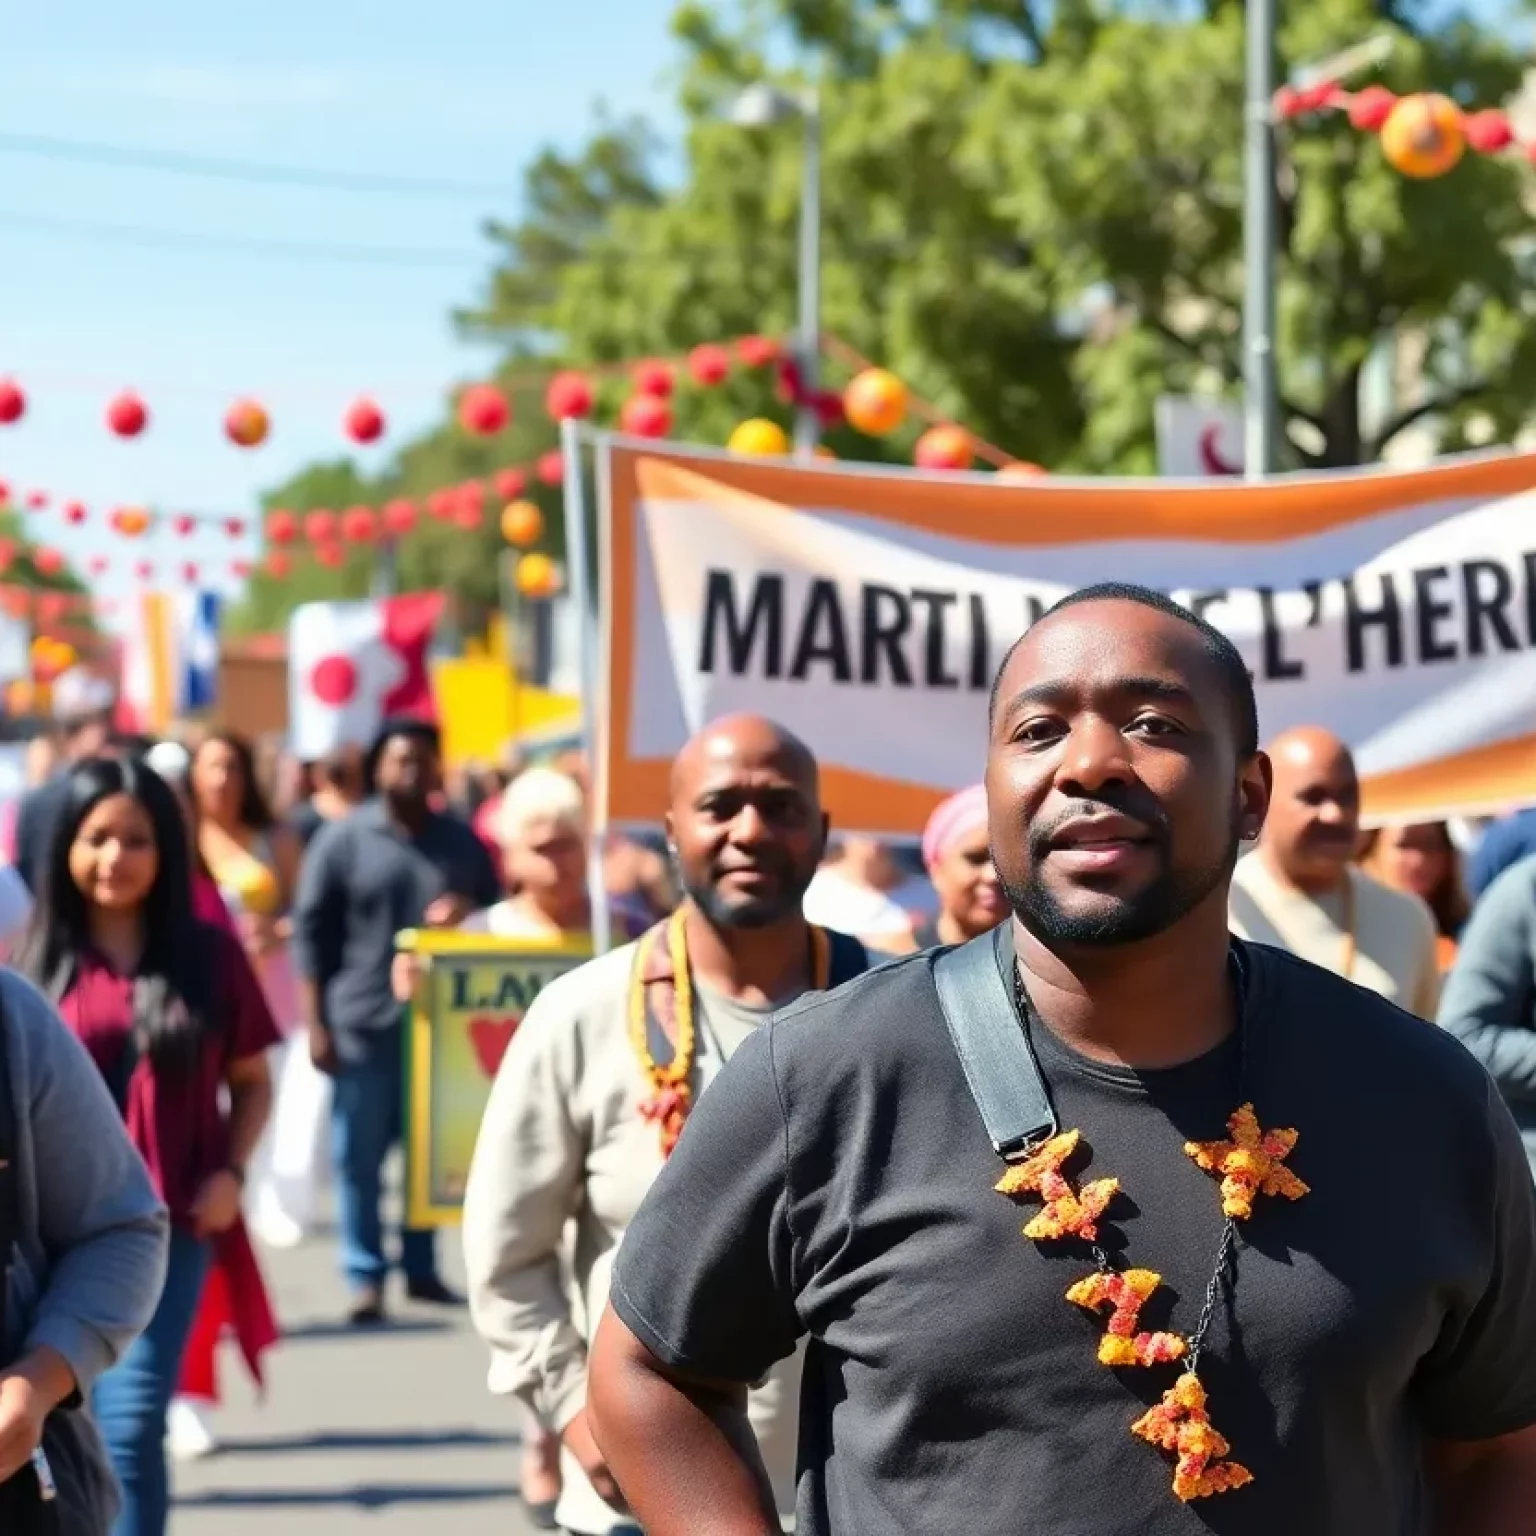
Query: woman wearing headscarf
xmin=910 ymin=784 xmax=1007 ymax=949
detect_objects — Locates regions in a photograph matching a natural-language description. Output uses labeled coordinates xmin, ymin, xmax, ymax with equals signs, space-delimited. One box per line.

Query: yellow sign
xmin=431 ymin=655 xmax=583 ymax=768
xmin=402 ymin=928 xmax=591 ymax=1226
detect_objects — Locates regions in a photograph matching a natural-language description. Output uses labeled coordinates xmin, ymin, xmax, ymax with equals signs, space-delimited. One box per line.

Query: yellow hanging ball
xmin=727 ymin=418 xmax=790 ymax=457
xmin=1380 ymin=93 xmax=1465 ymax=179
xmin=516 ymin=552 xmax=562 ymax=599
xmin=500 ymin=499 xmax=544 ymax=548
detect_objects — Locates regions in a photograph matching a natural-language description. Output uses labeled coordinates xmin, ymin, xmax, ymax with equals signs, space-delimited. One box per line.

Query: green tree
xmin=461 ymin=0 xmax=1534 ymax=472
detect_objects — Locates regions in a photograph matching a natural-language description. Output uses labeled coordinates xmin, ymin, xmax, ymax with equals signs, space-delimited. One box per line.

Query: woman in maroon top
xmin=12 ymin=755 xmax=277 ymax=1536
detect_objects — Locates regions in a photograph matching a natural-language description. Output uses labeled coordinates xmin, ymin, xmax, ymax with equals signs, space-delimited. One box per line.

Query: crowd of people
xmin=5 ymin=581 xmax=1536 ymax=1531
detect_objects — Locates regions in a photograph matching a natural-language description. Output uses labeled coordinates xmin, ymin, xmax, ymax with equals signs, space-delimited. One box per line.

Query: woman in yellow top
xmin=190 ymin=731 xmax=302 ymax=1018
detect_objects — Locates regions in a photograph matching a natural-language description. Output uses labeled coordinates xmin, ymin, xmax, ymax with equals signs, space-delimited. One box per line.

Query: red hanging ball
xmin=265 ymin=550 xmax=292 ymax=579
xmin=345 ymin=397 xmax=386 ymax=444
xmin=267 ymin=509 xmax=297 ymax=544
xmin=545 ymin=372 xmax=594 ymax=422
xmin=620 ymin=393 xmax=672 ymax=439
xmin=536 ymin=450 xmax=564 ymax=488
xmin=736 ymin=335 xmax=780 ymax=368
xmin=34 ymin=548 xmax=64 ymax=576
xmin=315 ymin=543 xmax=345 ymax=569
xmin=341 ymin=506 xmax=377 ymax=543
xmin=63 ymin=502 xmax=87 ymax=526
xmin=134 ymin=559 xmax=154 ymax=581
xmin=1271 ymin=84 xmax=1303 ymax=121
xmin=457 ymin=480 xmax=486 ymax=509
xmin=688 ymin=344 xmax=731 ymax=387
xmin=494 ymin=468 xmax=528 ymax=502
xmin=633 ymin=359 xmax=675 ymax=399
xmin=182 ymin=562 xmax=200 ymax=583
xmin=453 ymin=502 xmax=484 ymax=531
xmin=231 ymin=559 xmax=253 ymax=578
xmin=1348 ymin=86 xmax=1398 ymax=132
xmin=0 ymin=379 xmax=25 ymax=425
xmin=427 ymin=488 xmax=456 ymax=521
xmin=224 ymin=517 xmax=245 ymax=538
xmin=25 ymin=491 xmax=47 ymax=510
xmin=458 ymin=383 xmax=511 ymax=436
xmin=173 ymin=514 xmax=196 ymax=537
xmin=1464 ymin=109 xmax=1514 ymax=155
xmin=304 ymin=509 xmax=337 ymax=543
xmin=106 ymin=391 xmax=148 ymax=438
xmin=86 ymin=554 xmax=108 ymax=577
xmin=382 ymin=498 xmax=417 ymax=536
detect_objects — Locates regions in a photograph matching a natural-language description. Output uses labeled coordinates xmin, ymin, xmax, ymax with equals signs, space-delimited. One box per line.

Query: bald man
xmin=1229 ymin=726 xmax=1439 ymax=1017
xmin=461 ymin=714 xmax=868 ymax=1536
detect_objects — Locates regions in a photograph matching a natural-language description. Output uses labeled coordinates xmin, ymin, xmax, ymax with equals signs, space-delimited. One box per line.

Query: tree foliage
xmin=241 ymin=0 xmax=1535 ymax=629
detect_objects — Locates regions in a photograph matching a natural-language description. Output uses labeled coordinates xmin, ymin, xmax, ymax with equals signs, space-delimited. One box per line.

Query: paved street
xmin=174 ymin=1216 xmax=539 ymax=1535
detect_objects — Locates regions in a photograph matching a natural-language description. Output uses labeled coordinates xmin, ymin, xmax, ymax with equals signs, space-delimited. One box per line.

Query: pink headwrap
xmin=922 ymin=784 xmax=988 ymax=871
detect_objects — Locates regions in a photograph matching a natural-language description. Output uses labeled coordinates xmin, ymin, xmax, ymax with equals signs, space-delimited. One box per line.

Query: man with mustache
xmin=461 ymin=713 xmax=867 ymax=1536
xmin=587 ymin=584 xmax=1536 ymax=1535
xmin=1229 ymin=725 xmax=1439 ymax=1018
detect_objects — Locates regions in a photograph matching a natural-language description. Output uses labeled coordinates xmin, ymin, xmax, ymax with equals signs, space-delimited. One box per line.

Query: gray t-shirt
xmin=611 ymin=940 xmax=1536 ymax=1535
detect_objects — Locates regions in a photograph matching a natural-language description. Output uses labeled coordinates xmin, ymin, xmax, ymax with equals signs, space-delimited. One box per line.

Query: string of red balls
xmin=1273 ymin=80 xmax=1521 ymax=174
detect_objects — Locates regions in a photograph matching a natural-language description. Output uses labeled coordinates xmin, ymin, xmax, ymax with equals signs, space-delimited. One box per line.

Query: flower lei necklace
xmin=627 ymin=909 xmax=831 ymax=1156
xmin=996 ymin=967 xmax=1309 ymax=1502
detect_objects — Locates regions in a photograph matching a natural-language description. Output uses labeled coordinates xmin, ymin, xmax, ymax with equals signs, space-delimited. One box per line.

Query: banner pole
xmin=561 ymin=419 xmax=612 ymax=956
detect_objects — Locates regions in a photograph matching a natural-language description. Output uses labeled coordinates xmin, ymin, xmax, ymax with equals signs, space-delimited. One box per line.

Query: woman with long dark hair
xmin=13 ymin=756 xmax=278 ymax=1536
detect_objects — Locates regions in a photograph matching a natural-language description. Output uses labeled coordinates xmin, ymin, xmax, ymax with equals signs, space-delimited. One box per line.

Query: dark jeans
xmin=92 ymin=1226 xmax=210 ymax=1536
xmin=330 ymin=1041 xmax=436 ymax=1291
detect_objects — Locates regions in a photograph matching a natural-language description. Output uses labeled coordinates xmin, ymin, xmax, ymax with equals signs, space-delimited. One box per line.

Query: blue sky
xmin=0 ymin=0 xmax=681 ymax=607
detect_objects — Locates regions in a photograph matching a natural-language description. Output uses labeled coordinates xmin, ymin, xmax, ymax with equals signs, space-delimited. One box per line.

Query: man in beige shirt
xmin=1229 ymin=725 xmax=1439 ymax=1018
xmin=462 ymin=714 xmax=868 ymax=1535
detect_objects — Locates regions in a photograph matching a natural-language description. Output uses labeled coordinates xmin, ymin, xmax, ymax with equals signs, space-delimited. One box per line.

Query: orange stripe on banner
xmin=623 ymin=445 xmax=1536 ymax=546
xmin=145 ymin=592 xmax=172 ymax=736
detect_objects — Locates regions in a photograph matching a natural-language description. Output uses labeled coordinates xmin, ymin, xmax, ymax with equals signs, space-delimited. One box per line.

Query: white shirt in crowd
xmin=1229 ymin=855 xmax=1441 ymax=1020
xmin=801 ymin=865 xmax=937 ymax=938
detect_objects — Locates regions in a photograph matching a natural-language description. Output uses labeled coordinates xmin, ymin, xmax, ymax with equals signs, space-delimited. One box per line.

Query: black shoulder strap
xmin=932 ymin=924 xmax=1057 ymax=1162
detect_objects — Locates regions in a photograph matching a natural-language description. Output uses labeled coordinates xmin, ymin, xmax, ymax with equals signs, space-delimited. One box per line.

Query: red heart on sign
xmin=468 ymin=1015 xmax=519 ymax=1078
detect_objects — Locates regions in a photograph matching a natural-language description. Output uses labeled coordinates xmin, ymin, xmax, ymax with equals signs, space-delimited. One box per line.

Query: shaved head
xmin=666 ymin=715 xmax=826 ymax=931
xmin=669 ymin=714 xmax=819 ymax=803
xmin=1260 ymin=726 xmax=1360 ymax=892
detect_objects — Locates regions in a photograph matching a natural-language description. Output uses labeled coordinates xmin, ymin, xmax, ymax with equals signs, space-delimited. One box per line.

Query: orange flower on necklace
xmin=1065 ymin=1269 xmax=1187 ymax=1367
xmin=1184 ymin=1103 xmax=1308 ymax=1220
xmin=1132 ymin=1373 xmax=1254 ymax=1501
xmin=994 ymin=1128 xmax=1119 ymax=1243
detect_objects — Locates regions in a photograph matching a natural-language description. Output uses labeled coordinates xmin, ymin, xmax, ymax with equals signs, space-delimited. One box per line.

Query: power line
xmin=0 ymin=129 xmax=519 ymax=200
xmin=0 ymin=209 xmax=484 ymax=268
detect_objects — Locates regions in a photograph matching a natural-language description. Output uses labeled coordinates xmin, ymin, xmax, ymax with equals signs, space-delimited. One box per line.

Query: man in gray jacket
xmin=1439 ymin=855 xmax=1536 ymax=1177
xmin=0 ymin=969 xmax=169 ymax=1527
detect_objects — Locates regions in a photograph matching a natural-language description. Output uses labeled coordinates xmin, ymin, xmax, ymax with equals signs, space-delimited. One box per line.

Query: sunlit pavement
xmin=173 ymin=1211 xmax=539 ymax=1534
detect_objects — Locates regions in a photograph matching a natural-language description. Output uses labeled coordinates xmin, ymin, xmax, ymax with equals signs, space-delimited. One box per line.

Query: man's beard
xmin=998 ymin=819 xmax=1239 ymax=948
xmin=677 ymin=857 xmax=817 ymax=931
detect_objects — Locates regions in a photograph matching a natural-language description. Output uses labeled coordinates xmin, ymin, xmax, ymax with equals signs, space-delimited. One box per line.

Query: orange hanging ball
xmin=1380 ymin=93 xmax=1465 ymax=179
xmin=500 ymin=499 xmax=544 ymax=548
xmin=225 ymin=398 xmax=270 ymax=448
xmin=843 ymin=368 xmax=908 ymax=437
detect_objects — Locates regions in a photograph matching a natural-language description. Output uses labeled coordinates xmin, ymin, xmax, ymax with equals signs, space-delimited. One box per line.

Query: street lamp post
xmin=731 ymin=83 xmax=823 ymax=458
xmin=1243 ymin=28 xmax=1395 ymax=480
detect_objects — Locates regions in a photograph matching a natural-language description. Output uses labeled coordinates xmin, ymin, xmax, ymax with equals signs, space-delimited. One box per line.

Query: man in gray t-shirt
xmin=589 ymin=584 xmax=1536 ymax=1534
